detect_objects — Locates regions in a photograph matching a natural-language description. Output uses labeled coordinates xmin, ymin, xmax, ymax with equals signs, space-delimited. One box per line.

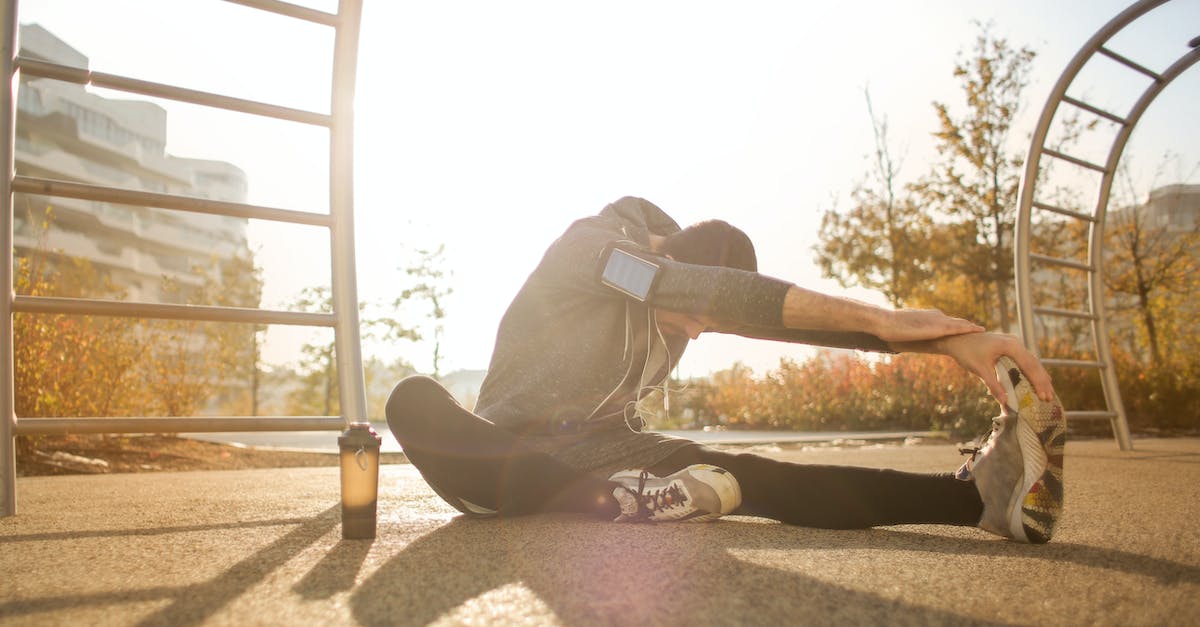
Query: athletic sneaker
xmin=609 ymin=464 xmax=742 ymax=523
xmin=957 ymin=356 xmax=1066 ymax=543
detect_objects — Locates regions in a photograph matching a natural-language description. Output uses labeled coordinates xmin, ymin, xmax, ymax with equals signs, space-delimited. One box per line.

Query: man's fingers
xmin=1004 ymin=344 xmax=1057 ymax=402
xmin=944 ymin=320 xmax=985 ymax=336
xmin=978 ymin=368 xmax=1008 ymax=406
xmin=936 ymin=312 xmax=984 ymax=335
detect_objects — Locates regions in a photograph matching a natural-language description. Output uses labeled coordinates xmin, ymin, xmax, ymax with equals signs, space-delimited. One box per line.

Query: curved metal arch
xmin=1015 ymin=0 xmax=1200 ymax=450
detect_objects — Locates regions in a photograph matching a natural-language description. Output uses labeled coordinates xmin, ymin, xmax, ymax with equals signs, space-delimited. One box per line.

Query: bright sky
xmin=16 ymin=0 xmax=1200 ymax=378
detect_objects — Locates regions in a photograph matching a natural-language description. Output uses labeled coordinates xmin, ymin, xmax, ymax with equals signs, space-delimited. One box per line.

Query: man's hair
xmin=658 ymin=220 xmax=757 ymax=272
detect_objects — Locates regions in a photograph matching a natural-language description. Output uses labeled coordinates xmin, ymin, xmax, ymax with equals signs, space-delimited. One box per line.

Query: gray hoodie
xmin=474 ymin=197 xmax=890 ymax=434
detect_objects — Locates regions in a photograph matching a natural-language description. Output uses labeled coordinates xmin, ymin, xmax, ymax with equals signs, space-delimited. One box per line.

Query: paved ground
xmin=1 ymin=437 xmax=1197 ymax=626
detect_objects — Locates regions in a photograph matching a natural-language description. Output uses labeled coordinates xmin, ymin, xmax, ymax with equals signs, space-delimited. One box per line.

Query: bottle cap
xmin=339 ymin=422 xmax=381 ymax=449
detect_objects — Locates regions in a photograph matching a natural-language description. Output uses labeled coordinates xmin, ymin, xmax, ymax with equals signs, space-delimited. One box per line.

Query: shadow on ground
xmin=3 ymin=439 xmax=1198 ymax=625
xmin=347 ymin=515 xmax=1200 ymax=626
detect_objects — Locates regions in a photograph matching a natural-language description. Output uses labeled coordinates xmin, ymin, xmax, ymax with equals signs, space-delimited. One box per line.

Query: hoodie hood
xmin=599 ymin=196 xmax=682 ymax=242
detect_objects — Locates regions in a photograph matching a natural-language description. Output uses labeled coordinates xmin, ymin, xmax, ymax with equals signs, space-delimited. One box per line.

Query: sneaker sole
xmin=996 ymin=356 xmax=1066 ymax=544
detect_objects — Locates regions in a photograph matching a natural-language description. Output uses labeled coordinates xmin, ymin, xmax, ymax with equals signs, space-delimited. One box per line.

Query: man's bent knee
xmin=385 ymin=375 xmax=454 ymax=429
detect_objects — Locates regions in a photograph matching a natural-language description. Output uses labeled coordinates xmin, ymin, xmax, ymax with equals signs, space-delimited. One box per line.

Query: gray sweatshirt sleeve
xmin=542 ymin=219 xmax=790 ymax=328
xmin=544 ymin=218 xmax=889 ymax=350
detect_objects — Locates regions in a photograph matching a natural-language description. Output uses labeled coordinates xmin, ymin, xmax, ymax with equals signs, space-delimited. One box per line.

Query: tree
xmin=816 ymin=88 xmax=933 ymax=308
xmin=200 ymin=250 xmax=265 ymax=415
xmin=1105 ymin=168 xmax=1200 ymax=367
xmin=13 ymin=252 xmax=148 ymax=420
xmin=287 ymin=286 xmax=339 ymax=416
xmin=396 ymin=245 xmax=454 ymax=379
xmin=133 ymin=245 xmax=265 ymax=417
xmin=910 ymin=25 xmax=1036 ymax=332
xmin=14 ymin=203 xmax=272 ymax=419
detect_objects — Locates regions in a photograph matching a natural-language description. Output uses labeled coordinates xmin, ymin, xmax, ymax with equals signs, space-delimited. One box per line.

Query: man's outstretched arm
xmin=779 ymin=285 xmax=1054 ymax=405
xmin=781 ymin=285 xmax=983 ymax=344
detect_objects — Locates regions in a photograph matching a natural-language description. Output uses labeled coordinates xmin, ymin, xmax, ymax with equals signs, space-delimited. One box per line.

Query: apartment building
xmin=12 ymin=23 xmax=251 ymax=304
xmin=1143 ymin=183 xmax=1199 ymax=233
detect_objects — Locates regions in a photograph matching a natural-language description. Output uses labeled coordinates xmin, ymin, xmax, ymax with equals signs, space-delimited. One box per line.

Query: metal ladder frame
xmin=1015 ymin=0 xmax=1200 ymax=451
xmin=1 ymin=0 xmax=369 ymax=516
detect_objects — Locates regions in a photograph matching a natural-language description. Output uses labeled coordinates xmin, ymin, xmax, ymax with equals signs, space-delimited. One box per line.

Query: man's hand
xmin=873 ymin=308 xmax=985 ymax=344
xmin=916 ymin=332 xmax=1057 ymax=406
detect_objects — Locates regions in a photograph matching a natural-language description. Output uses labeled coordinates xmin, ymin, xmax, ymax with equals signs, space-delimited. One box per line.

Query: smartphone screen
xmin=600 ymin=248 xmax=660 ymax=301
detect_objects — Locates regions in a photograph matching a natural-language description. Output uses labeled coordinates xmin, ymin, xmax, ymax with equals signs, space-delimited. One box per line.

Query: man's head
xmin=656 ymin=219 xmax=757 ymax=272
xmin=652 ymin=220 xmax=757 ymax=339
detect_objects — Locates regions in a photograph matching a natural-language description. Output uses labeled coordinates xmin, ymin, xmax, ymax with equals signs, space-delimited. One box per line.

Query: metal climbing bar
xmin=11 ymin=176 xmax=334 ymax=228
xmin=1029 ymin=253 xmax=1094 ymax=272
xmin=11 ymin=295 xmax=337 ymax=327
xmin=1041 ymin=148 xmax=1108 ymax=173
xmin=1031 ymin=200 xmax=1098 ymax=223
xmin=222 ymin=0 xmax=342 ymax=26
xmin=15 ymin=416 xmax=345 ymax=436
xmin=1032 ymin=306 xmax=1097 ymax=321
xmin=15 ymin=57 xmax=332 ymax=126
xmin=1015 ymin=0 xmax=1198 ymax=451
xmin=1060 ymin=95 xmax=1128 ymax=125
xmin=1 ymin=0 xmax=368 ymax=517
xmin=1096 ymin=46 xmax=1163 ymax=81
xmin=1042 ymin=359 xmax=1106 ymax=370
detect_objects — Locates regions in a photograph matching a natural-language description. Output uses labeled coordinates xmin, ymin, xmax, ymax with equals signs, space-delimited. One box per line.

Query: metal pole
xmin=15 ymin=415 xmax=345 ymax=435
xmin=1 ymin=0 xmax=20 ymax=518
xmin=329 ymin=0 xmax=368 ymax=425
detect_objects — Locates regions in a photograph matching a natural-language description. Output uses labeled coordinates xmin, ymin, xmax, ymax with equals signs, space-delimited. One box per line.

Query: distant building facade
xmin=1142 ymin=184 xmax=1199 ymax=233
xmin=12 ymin=23 xmax=251 ymax=303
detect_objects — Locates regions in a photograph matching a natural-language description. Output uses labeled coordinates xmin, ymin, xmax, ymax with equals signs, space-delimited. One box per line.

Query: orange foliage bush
xmin=679 ymin=342 xmax=1197 ymax=435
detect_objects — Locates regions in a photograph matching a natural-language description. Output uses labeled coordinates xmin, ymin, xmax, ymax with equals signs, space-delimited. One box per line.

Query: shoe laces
xmin=959 ymin=416 xmax=1003 ymax=466
xmin=630 ymin=470 xmax=689 ymax=518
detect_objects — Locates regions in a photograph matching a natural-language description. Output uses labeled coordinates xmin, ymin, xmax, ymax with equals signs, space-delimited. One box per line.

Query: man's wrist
xmin=781 ymin=285 xmax=899 ymax=338
xmin=888 ymin=336 xmax=947 ymax=355
xmin=864 ymin=306 xmax=891 ymax=339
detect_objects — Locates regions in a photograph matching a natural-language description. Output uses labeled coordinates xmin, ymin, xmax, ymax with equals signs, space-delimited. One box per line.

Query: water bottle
xmin=338 ymin=422 xmax=382 ymax=539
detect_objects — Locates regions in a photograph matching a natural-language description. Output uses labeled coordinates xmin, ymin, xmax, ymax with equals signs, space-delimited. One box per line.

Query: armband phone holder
xmin=598 ymin=246 xmax=661 ymax=302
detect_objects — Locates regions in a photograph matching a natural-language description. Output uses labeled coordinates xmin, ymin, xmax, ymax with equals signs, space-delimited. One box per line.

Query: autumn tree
xmin=13 ymin=252 xmax=148 ymax=421
xmin=200 ymin=250 xmax=265 ymax=415
xmin=133 ymin=241 xmax=264 ymax=417
xmin=909 ymin=25 xmax=1036 ymax=332
xmin=702 ymin=362 xmax=763 ymax=427
xmin=1104 ymin=171 xmax=1199 ymax=368
xmin=816 ymin=89 xmax=933 ymax=307
xmin=815 ymin=26 xmax=1043 ymax=329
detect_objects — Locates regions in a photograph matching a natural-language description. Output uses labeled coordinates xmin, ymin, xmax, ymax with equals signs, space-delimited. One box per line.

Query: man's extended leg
xmin=385 ymin=375 xmax=618 ymax=517
xmin=642 ymin=355 xmax=1065 ymax=541
xmin=645 ymin=446 xmax=983 ymax=529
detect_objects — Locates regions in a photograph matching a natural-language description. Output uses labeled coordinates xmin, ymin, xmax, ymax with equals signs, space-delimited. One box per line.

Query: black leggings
xmin=385 ymin=375 xmax=983 ymax=529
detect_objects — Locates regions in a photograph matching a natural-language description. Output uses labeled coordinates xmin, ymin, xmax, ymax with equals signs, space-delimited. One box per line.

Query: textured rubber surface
xmin=996 ymin=356 xmax=1066 ymax=544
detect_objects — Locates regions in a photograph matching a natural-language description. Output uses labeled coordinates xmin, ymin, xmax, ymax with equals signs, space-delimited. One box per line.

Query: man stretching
xmin=386 ymin=196 xmax=1065 ymax=543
